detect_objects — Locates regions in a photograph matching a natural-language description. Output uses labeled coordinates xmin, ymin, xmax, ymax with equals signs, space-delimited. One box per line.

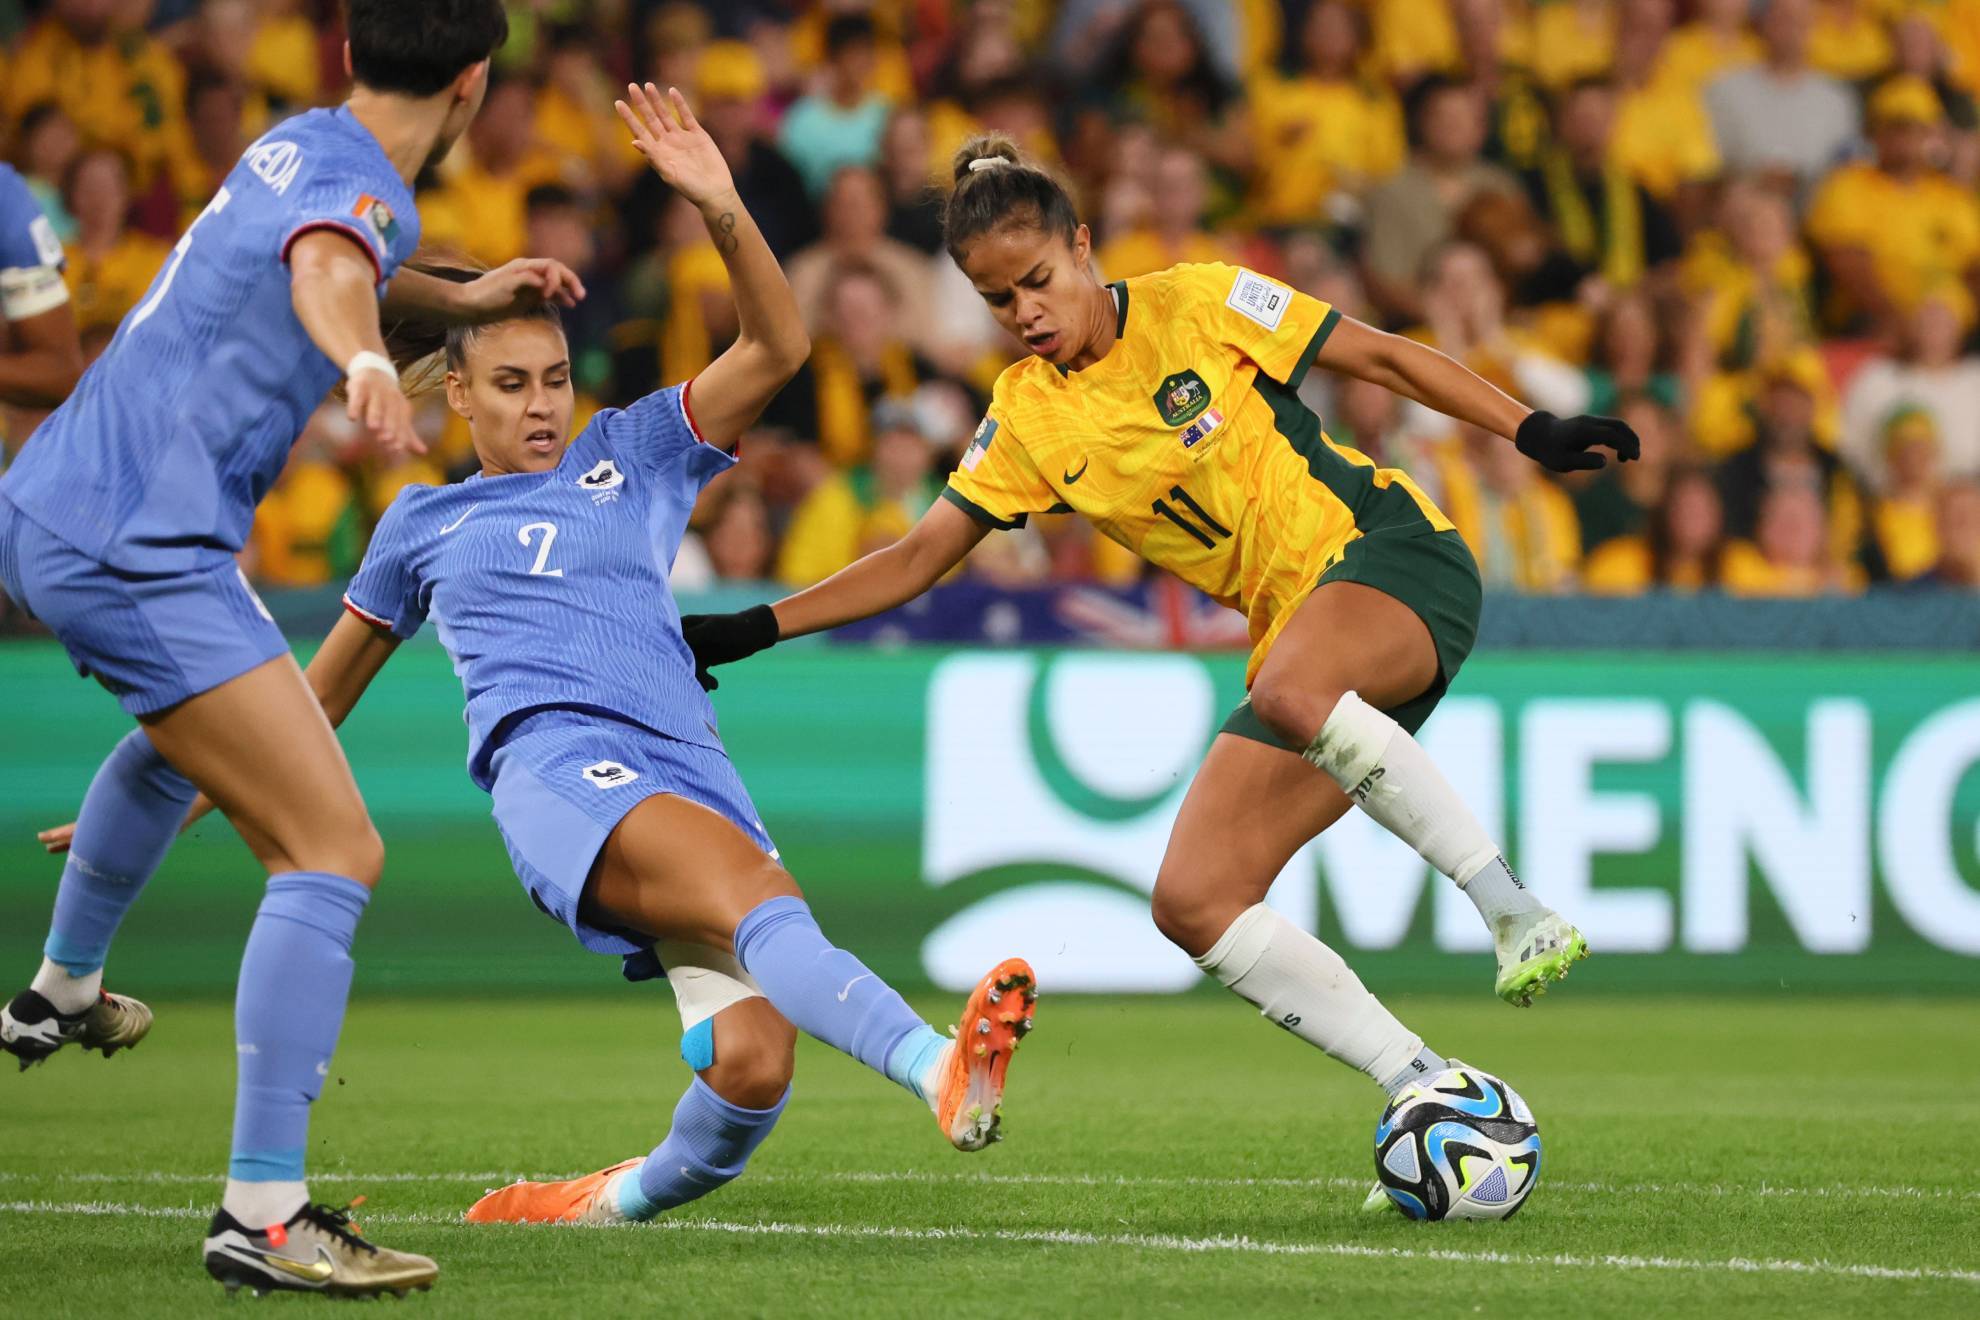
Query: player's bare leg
xmin=468 ymin=997 xmax=797 ymax=1224
xmin=588 ymin=794 xmax=1036 ymax=1150
xmin=1154 ymin=732 xmax=1447 ymax=1091
xmin=1248 ymin=581 xmax=1588 ymax=1005
xmin=138 ymin=656 xmax=435 ymax=1294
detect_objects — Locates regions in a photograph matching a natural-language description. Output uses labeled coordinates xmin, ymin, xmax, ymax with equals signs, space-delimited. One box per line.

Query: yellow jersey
xmin=945 ymin=263 xmax=1453 ymax=684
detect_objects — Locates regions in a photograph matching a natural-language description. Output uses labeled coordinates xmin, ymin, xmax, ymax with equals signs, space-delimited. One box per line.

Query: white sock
xmin=221 ymin=1179 xmax=308 ymax=1229
xmin=1303 ymin=692 xmax=1505 ymax=886
xmin=1194 ymin=904 xmax=1427 ymax=1090
xmin=30 ymin=957 xmax=101 ymax=1015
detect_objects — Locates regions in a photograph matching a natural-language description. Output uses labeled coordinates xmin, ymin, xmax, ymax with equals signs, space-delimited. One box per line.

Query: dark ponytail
xmin=942 ymin=132 xmax=1079 ymax=264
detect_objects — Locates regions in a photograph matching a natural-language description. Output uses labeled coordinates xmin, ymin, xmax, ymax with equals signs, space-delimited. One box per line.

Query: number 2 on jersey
xmin=1151 ymin=485 xmax=1231 ymax=549
xmin=128 ymin=186 xmax=233 ymax=331
xmin=518 ymin=521 xmax=564 ymax=577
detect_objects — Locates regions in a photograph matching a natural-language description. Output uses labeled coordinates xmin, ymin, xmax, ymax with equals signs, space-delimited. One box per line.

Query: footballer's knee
xmin=1151 ymin=872 xmax=1245 ymax=960
xmin=313 ymin=822 xmax=385 ymax=889
xmin=704 ymin=999 xmax=796 ymax=1110
xmin=1247 ymin=675 xmax=1344 ymax=752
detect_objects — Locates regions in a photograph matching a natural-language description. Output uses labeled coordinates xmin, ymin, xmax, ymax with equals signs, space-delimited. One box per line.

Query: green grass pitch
xmin=3 ymin=993 xmax=1976 ymax=1317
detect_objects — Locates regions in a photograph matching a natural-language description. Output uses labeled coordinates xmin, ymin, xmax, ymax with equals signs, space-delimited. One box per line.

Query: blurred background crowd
xmin=8 ymin=0 xmax=1980 ymax=602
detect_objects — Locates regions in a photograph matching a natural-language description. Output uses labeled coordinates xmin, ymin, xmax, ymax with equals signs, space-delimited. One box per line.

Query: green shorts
xmin=1222 ymin=525 xmax=1482 ymax=748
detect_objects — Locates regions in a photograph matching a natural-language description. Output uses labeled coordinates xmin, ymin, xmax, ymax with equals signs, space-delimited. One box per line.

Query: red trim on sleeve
xmin=680 ymin=376 xmax=738 ymax=456
xmin=282 ymin=220 xmax=384 ymax=285
xmin=341 ymin=596 xmax=394 ymax=632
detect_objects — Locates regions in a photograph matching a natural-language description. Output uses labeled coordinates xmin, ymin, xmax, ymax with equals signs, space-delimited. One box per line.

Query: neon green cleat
xmin=1492 ymin=911 xmax=1588 ymax=1007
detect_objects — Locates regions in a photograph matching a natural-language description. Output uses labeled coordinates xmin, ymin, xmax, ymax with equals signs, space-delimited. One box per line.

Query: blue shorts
xmin=487 ymin=708 xmax=778 ymax=970
xmin=0 ymin=496 xmax=289 ymax=716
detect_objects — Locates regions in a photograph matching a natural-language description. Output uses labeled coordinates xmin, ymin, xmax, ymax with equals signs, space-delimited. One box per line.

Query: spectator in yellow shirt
xmin=1582 ymin=466 xmax=1730 ymax=595
xmin=805 ymin=260 xmax=934 ymax=468
xmin=776 ymin=398 xmax=944 ymax=587
xmin=1717 ymin=364 xmax=1870 ymax=571
xmin=1521 ymin=77 xmax=1685 ymax=292
xmin=1807 ymin=0 xmax=1895 ymax=82
xmin=419 ymin=78 xmax=570 ymax=267
xmin=1722 ymin=483 xmax=1866 ymax=595
xmin=1435 ymin=423 xmax=1585 ymax=593
xmin=1095 ymin=146 xmax=1237 ymax=281
xmin=2 ymin=0 xmax=193 ymax=197
xmin=1869 ymin=406 xmax=1945 ymax=581
xmin=176 ymin=75 xmax=246 ymax=227
xmin=1657 ymin=0 xmax=1763 ymax=90
xmin=1806 ymin=75 xmax=1980 ymax=337
xmin=1609 ymin=0 xmax=1723 ymax=216
xmin=250 ymin=444 xmax=362 ymax=589
xmin=60 ymin=149 xmax=170 ymax=337
xmin=1527 ymin=0 xmax=1619 ymax=91
xmin=1245 ymin=0 xmax=1406 ymax=228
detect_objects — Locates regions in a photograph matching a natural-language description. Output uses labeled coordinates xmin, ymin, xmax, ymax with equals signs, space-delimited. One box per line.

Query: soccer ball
xmin=1372 ymin=1065 xmax=1541 ymax=1221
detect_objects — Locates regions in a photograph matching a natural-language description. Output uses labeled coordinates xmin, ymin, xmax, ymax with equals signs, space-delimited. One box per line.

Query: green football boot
xmin=1492 ymin=910 xmax=1588 ymax=1007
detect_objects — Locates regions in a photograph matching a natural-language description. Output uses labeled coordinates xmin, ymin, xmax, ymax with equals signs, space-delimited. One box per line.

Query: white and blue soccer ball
xmin=1373 ymin=1065 xmax=1541 ymax=1221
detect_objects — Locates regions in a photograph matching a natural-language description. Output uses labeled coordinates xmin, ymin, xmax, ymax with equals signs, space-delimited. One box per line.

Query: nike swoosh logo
xmin=1063 ymin=457 xmax=1089 ymax=484
xmin=837 ymin=973 xmax=874 ymax=1002
xmin=440 ymin=505 xmax=478 ymax=534
xmin=254 ymin=1246 xmax=335 ymax=1284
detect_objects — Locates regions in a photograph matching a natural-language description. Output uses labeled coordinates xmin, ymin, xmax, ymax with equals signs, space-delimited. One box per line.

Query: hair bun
xmin=950 ymin=132 xmax=1022 ymax=184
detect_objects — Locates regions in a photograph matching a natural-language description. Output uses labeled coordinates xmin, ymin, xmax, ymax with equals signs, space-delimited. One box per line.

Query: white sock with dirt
xmin=1302 ymin=691 xmax=1544 ymax=926
xmin=1193 ymin=903 xmax=1439 ymax=1094
xmin=30 ymin=957 xmax=101 ymax=1015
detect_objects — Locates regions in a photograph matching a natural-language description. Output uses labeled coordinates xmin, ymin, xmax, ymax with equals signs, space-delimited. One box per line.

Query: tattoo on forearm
xmin=714 ymin=212 xmax=738 ymax=256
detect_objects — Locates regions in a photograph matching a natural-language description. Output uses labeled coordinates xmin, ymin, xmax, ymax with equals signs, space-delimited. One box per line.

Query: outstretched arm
xmin=681 ymin=498 xmax=986 ymax=688
xmin=382 ymin=259 xmax=585 ymax=324
xmin=615 ymin=83 xmax=809 ymax=450
xmin=42 ymin=612 xmax=403 ymax=852
xmin=1316 ymin=315 xmax=1638 ymax=472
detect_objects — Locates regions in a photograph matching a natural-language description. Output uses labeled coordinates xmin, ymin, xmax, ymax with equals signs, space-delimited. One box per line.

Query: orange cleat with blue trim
xmin=933 ymin=957 xmax=1037 ymax=1152
xmin=464 ymin=1157 xmax=642 ymax=1225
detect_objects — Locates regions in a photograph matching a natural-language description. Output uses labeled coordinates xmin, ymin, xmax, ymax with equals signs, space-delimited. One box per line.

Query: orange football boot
xmin=464 ymin=1158 xmax=642 ymax=1225
xmin=933 ymin=958 xmax=1037 ymax=1151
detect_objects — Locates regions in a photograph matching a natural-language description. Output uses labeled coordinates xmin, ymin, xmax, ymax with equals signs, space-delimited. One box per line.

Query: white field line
xmin=1 ymin=1167 xmax=1977 ymax=1204
xmin=2 ymin=1199 xmax=1976 ymax=1287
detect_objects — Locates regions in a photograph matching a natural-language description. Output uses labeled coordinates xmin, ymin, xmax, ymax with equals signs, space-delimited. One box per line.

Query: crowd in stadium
xmin=6 ymin=0 xmax=1980 ymax=599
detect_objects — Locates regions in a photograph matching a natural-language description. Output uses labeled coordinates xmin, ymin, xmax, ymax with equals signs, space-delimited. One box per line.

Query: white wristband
xmin=346 ymin=350 xmax=397 ymax=383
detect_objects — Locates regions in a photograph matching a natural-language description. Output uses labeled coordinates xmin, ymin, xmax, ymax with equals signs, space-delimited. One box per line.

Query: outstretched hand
xmin=458 ymin=258 xmax=587 ymax=318
xmin=614 ymin=83 xmax=736 ymax=209
xmin=1513 ymin=411 xmax=1641 ymax=473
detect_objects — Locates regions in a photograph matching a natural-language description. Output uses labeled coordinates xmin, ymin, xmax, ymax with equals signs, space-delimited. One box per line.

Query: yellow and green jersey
xmin=945 ymin=262 xmax=1454 ymax=683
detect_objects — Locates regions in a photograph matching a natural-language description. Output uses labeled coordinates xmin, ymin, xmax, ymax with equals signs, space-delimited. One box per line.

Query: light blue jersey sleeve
xmin=342 ymin=497 xmax=430 ymax=639
xmin=594 ymin=382 xmax=737 ymax=504
xmin=276 ymin=157 xmax=408 ymax=287
xmin=0 ymin=164 xmax=68 ymax=322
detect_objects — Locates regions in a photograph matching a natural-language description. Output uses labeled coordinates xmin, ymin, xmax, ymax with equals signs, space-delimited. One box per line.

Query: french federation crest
xmin=1153 ymin=370 xmax=1212 ymax=428
xmin=578 ymin=459 xmax=626 ymax=503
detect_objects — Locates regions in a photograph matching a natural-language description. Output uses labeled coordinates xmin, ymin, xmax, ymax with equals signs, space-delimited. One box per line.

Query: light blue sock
xmin=615 ymin=1077 xmax=788 ymax=1221
xmin=229 ymin=872 xmax=369 ymax=1182
xmin=886 ymin=1026 xmax=949 ymax=1103
xmin=731 ymin=896 xmax=931 ymax=1093
xmin=43 ymin=730 xmax=197 ymax=976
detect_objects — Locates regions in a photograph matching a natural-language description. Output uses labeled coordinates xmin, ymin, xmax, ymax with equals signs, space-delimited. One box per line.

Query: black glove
xmin=1514 ymin=411 xmax=1641 ymax=473
xmin=680 ymin=604 xmax=779 ymax=692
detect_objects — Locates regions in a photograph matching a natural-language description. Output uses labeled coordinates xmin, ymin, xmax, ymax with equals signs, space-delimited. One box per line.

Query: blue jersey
xmin=0 ymin=163 xmax=67 ymax=325
xmin=343 ymin=386 xmax=735 ymax=789
xmin=0 ymin=108 xmax=418 ymax=572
